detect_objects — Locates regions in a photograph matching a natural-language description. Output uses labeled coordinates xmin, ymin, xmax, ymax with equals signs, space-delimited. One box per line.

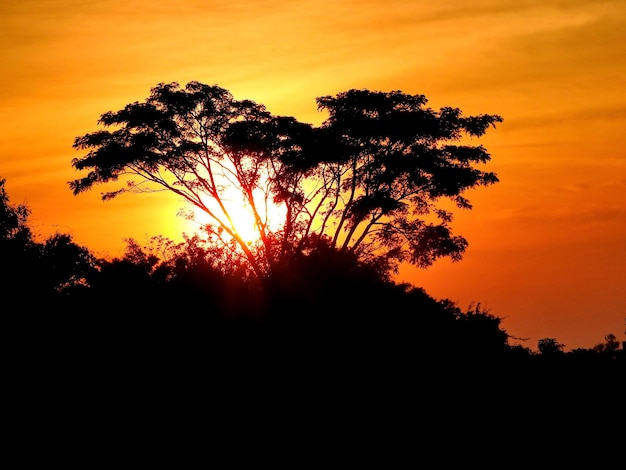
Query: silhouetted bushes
xmin=2 ymin=176 xmax=623 ymax=388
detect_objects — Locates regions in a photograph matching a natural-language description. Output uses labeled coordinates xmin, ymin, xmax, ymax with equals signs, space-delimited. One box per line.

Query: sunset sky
xmin=1 ymin=0 xmax=625 ymax=351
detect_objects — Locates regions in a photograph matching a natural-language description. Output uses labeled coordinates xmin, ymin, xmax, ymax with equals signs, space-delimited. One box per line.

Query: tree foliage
xmin=538 ymin=338 xmax=565 ymax=356
xmin=0 ymin=177 xmax=32 ymax=247
xmin=0 ymin=178 xmax=96 ymax=300
xmin=70 ymin=81 xmax=502 ymax=281
xmin=591 ymin=333 xmax=620 ymax=354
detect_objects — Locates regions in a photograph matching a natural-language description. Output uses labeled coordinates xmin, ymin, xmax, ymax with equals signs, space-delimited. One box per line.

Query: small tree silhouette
xmin=538 ymin=338 xmax=565 ymax=356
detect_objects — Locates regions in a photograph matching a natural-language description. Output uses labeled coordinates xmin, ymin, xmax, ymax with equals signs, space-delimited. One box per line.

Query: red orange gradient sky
xmin=1 ymin=0 xmax=625 ymax=351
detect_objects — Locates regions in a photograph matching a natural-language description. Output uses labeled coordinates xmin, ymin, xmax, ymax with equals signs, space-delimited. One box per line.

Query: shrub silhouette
xmin=1 ymin=175 xmax=622 ymax=391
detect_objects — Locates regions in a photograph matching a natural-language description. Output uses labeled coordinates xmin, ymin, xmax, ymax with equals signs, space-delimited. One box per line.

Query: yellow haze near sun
xmin=182 ymin=182 xmax=288 ymax=246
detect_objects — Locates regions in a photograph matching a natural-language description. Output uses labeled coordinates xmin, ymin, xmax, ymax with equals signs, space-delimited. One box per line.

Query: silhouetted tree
xmin=538 ymin=338 xmax=565 ymax=357
xmin=0 ymin=177 xmax=32 ymax=246
xmin=70 ymin=81 xmax=502 ymax=284
xmin=37 ymin=233 xmax=97 ymax=295
xmin=1 ymin=177 xmax=38 ymax=304
xmin=592 ymin=333 xmax=620 ymax=354
xmin=308 ymin=90 xmax=502 ymax=271
xmin=1 ymin=177 xmax=96 ymax=307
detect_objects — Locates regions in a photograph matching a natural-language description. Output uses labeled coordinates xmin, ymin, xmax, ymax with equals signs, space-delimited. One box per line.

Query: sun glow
xmin=182 ymin=185 xmax=287 ymax=246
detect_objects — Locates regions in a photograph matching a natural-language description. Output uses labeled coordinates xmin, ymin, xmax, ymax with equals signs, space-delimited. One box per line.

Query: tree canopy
xmin=71 ymin=81 xmax=503 ymax=281
xmin=1 ymin=178 xmax=96 ymax=301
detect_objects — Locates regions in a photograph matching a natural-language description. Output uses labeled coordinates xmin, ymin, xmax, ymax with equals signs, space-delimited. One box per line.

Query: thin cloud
xmin=504 ymin=105 xmax=626 ymax=132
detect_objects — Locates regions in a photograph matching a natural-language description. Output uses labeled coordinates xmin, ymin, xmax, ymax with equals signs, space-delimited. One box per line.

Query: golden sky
xmin=1 ymin=0 xmax=625 ymax=351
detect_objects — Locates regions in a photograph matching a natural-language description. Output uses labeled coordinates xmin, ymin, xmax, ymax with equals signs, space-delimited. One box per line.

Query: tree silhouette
xmin=1 ymin=177 xmax=37 ymax=301
xmin=537 ymin=337 xmax=565 ymax=357
xmin=0 ymin=178 xmax=32 ymax=244
xmin=309 ymin=89 xmax=502 ymax=271
xmin=71 ymin=82 xmax=502 ymax=284
xmin=0 ymin=177 xmax=96 ymax=305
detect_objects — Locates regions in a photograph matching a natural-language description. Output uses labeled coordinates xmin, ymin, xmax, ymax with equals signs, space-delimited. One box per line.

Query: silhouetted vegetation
xmin=2 ymin=86 xmax=623 ymax=429
xmin=1 ymin=178 xmax=97 ymax=307
xmin=70 ymin=82 xmax=503 ymax=283
xmin=2 ymin=177 xmax=622 ymax=382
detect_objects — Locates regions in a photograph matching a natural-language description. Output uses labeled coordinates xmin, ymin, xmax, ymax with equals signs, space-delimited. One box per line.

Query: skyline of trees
xmin=1 ymin=175 xmax=622 ymax=358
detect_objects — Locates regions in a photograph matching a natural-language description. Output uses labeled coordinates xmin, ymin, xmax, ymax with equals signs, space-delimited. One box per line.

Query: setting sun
xmin=182 ymin=183 xmax=288 ymax=245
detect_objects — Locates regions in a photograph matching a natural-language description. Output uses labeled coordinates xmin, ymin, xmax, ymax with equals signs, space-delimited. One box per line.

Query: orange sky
xmin=1 ymin=0 xmax=625 ymax=351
